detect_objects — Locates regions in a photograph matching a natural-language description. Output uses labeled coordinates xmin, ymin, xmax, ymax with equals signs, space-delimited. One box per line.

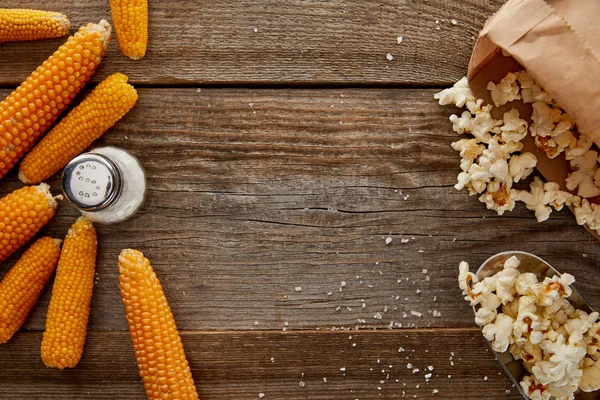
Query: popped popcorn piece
xmin=565 ymin=133 xmax=594 ymax=161
xmin=574 ymin=199 xmax=600 ymax=231
xmin=479 ymin=180 xmax=517 ymax=215
xmin=514 ymin=273 xmax=538 ymax=296
xmin=451 ymin=138 xmax=485 ymax=171
xmin=534 ymin=334 xmax=586 ymax=387
xmin=449 ymin=103 xmax=501 ymax=144
xmin=487 ymin=72 xmax=521 ymax=107
xmin=475 ymin=293 xmax=502 ymax=327
xmin=580 ymin=357 xmax=600 ymax=392
xmin=509 ymin=152 xmax=537 ymax=183
xmin=500 ymin=109 xmax=528 ymax=144
xmin=565 ymin=150 xmax=600 ymax=198
xmin=533 ymin=274 xmax=575 ymax=306
xmin=520 ymin=375 xmax=551 ymax=400
xmin=434 ymin=77 xmax=476 ymax=108
xmin=514 ymin=71 xmax=552 ymax=104
xmin=516 ymin=177 xmax=553 ymax=222
xmin=563 ymin=310 xmax=599 ymax=345
xmin=482 ymin=313 xmax=514 ymax=352
xmin=530 ymin=102 xmax=575 ymax=159
xmin=458 ymin=261 xmax=479 ymax=305
xmin=494 ymin=256 xmax=520 ymax=304
xmin=542 ymin=182 xmax=581 ymax=211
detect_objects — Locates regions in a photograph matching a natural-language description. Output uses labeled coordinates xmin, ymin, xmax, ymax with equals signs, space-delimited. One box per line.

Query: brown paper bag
xmin=467 ymin=0 xmax=600 ymax=241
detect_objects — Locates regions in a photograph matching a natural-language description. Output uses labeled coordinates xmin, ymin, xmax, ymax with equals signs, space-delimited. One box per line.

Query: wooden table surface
xmin=1 ymin=1 xmax=599 ymax=399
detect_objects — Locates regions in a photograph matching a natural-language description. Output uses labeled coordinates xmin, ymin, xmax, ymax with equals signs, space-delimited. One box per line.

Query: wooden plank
xmin=0 ymin=88 xmax=597 ymax=333
xmin=0 ymin=0 xmax=505 ymax=86
xmin=0 ymin=330 xmax=520 ymax=399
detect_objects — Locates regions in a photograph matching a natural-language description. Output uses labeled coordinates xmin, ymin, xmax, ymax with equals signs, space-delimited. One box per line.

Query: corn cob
xmin=0 ymin=9 xmax=71 ymax=43
xmin=0 ymin=237 xmax=61 ymax=343
xmin=0 ymin=20 xmax=111 ymax=180
xmin=118 ymin=249 xmax=198 ymax=399
xmin=0 ymin=183 xmax=59 ymax=263
xmin=19 ymin=73 xmax=138 ymax=184
xmin=110 ymin=0 xmax=148 ymax=60
xmin=41 ymin=216 xmax=97 ymax=369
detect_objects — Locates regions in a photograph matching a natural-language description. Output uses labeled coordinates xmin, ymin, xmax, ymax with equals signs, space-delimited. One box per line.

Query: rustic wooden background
xmin=1 ymin=0 xmax=599 ymax=399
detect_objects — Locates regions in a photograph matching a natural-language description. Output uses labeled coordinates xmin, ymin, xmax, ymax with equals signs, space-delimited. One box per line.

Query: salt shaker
xmin=62 ymin=146 xmax=146 ymax=224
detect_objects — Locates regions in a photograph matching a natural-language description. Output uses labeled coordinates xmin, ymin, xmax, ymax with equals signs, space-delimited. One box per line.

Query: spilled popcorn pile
xmin=459 ymin=257 xmax=600 ymax=399
xmin=435 ymin=72 xmax=600 ymax=231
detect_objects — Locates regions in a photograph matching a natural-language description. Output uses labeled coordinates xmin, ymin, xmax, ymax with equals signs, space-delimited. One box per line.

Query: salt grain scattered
xmin=385 ymin=237 xmax=393 ymax=244
xmin=422 ymin=269 xmax=428 ymax=274
xmin=386 ymin=53 xmax=394 ymax=61
xmin=259 ymin=393 xmax=265 ymax=398
xmin=397 ymin=36 xmax=404 ymax=44
xmin=299 ymin=381 xmax=305 ymax=388
xmin=411 ymin=311 xmax=422 ymax=317
xmin=294 ymin=286 xmax=303 ymax=292
xmin=451 ymin=19 xmax=457 ymax=25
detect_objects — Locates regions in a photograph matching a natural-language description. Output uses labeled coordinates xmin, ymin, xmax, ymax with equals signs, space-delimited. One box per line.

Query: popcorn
xmin=434 ymin=76 xmax=476 ymax=108
xmin=516 ymin=177 xmax=553 ymax=222
xmin=514 ymin=71 xmax=553 ymax=104
xmin=482 ymin=313 xmax=514 ymax=352
xmin=494 ymin=256 xmax=519 ymax=304
xmin=541 ymin=182 xmax=580 ymax=211
xmin=580 ymin=357 xmax=600 ymax=392
xmin=479 ymin=180 xmax=517 ymax=215
xmin=534 ymin=335 xmax=585 ymax=388
xmin=565 ymin=133 xmax=593 ymax=161
xmin=574 ymin=199 xmax=600 ymax=231
xmin=565 ymin=150 xmax=600 ymax=198
xmin=487 ymin=72 xmax=521 ymax=107
xmin=515 ymin=273 xmax=538 ymax=296
xmin=563 ymin=310 xmax=599 ymax=345
xmin=500 ymin=109 xmax=528 ymax=143
xmin=438 ymin=72 xmax=600 ymax=236
xmin=475 ymin=293 xmax=502 ymax=326
xmin=451 ymin=138 xmax=485 ymax=172
xmin=458 ymin=257 xmax=599 ymax=400
xmin=449 ymin=104 xmax=501 ymax=144
xmin=529 ymin=102 xmax=576 ymax=159
xmin=520 ymin=375 xmax=551 ymax=400
xmin=509 ymin=152 xmax=537 ymax=183
xmin=458 ymin=261 xmax=479 ymax=305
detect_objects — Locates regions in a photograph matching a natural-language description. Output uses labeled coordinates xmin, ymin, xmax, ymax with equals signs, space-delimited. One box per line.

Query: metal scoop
xmin=476 ymin=251 xmax=596 ymax=400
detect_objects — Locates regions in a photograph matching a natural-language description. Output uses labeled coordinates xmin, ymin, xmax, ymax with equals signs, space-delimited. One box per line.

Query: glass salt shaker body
xmin=62 ymin=146 xmax=146 ymax=224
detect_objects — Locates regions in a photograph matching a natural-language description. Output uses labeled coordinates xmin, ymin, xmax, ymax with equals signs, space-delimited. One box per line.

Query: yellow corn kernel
xmin=0 ymin=20 xmax=111 ymax=180
xmin=0 ymin=183 xmax=59 ymax=263
xmin=118 ymin=249 xmax=198 ymax=399
xmin=19 ymin=73 xmax=138 ymax=184
xmin=41 ymin=216 xmax=97 ymax=369
xmin=0 ymin=9 xmax=71 ymax=43
xmin=110 ymin=0 xmax=148 ymax=60
xmin=0 ymin=237 xmax=61 ymax=343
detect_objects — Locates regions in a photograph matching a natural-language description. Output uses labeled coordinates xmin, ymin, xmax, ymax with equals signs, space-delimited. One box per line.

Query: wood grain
xmin=0 ymin=330 xmax=520 ymax=399
xmin=0 ymin=88 xmax=597 ymax=334
xmin=0 ymin=0 xmax=504 ymax=86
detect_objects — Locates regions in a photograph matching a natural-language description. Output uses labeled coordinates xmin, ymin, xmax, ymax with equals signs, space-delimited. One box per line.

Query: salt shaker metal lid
xmin=62 ymin=146 xmax=146 ymax=224
xmin=62 ymin=153 xmax=123 ymax=211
